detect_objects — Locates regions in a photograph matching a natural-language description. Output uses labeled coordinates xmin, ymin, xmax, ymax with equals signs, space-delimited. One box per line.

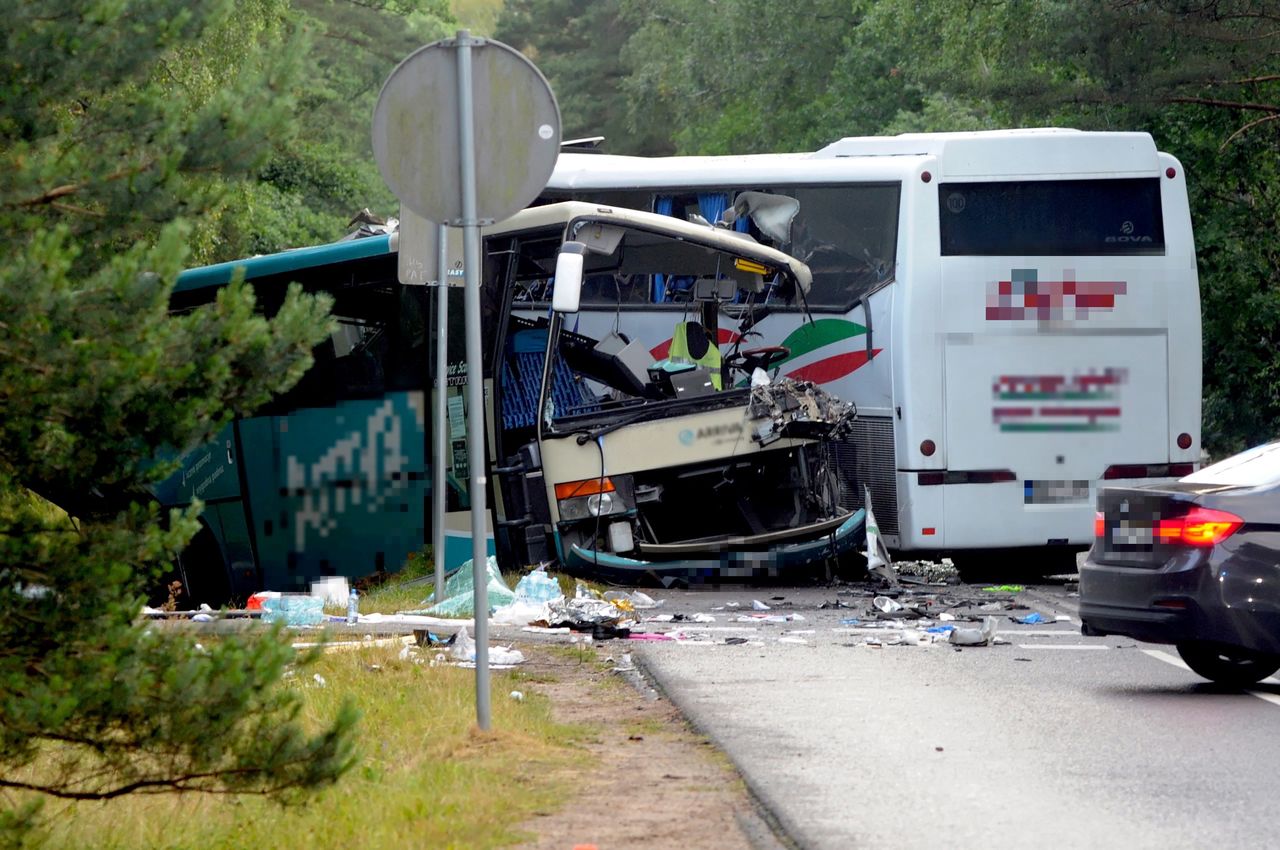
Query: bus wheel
xmin=951 ymin=548 xmax=1081 ymax=584
xmin=175 ymin=525 xmax=233 ymax=608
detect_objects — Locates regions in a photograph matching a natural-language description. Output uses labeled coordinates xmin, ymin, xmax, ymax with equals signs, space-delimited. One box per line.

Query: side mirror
xmin=552 ymin=241 xmax=587 ymax=313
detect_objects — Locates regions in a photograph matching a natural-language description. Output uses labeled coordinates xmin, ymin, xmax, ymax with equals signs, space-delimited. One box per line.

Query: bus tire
xmin=175 ymin=524 xmax=234 ymax=608
xmin=952 ymin=547 xmax=1081 ymax=584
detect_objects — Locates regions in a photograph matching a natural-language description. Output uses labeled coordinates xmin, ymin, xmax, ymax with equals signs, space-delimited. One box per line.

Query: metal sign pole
xmin=455 ymin=30 xmax=491 ymax=731
xmin=432 ymin=223 xmax=448 ymax=621
xmin=373 ymin=27 xmax=560 ymax=734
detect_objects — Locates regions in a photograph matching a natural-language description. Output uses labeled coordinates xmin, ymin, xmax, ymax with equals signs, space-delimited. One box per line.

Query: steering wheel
xmin=729 ymin=345 xmax=790 ymax=375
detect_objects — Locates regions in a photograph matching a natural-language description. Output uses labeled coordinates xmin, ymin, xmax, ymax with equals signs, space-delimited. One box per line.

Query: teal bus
xmin=164 ymin=231 xmax=450 ymax=603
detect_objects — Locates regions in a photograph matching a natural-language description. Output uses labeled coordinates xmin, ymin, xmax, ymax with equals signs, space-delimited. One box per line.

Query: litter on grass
xmin=448 ymin=626 xmax=525 ymax=667
xmin=410 ymin=557 xmax=515 ymax=618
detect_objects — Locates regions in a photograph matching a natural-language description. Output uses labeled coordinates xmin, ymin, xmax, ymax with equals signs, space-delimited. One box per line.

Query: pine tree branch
xmin=1211 ymin=74 xmax=1280 ymax=85
xmin=1168 ymin=95 xmax=1280 ymax=113
xmin=9 ymin=160 xmax=156 ymax=210
xmin=1221 ymin=113 xmax=1280 ymax=148
xmin=0 ymin=765 xmax=283 ymax=801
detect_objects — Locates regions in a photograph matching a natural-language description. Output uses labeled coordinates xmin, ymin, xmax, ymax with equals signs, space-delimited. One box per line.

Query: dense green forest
xmin=496 ymin=0 xmax=1280 ymax=455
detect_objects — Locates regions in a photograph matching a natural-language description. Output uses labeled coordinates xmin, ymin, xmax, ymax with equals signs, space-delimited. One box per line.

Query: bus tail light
xmin=1177 ymin=432 xmax=1193 ymax=450
xmin=918 ymin=469 xmax=1016 ymax=485
xmin=1102 ymin=463 xmax=1195 ymax=480
xmin=920 ymin=439 xmax=936 ymax=457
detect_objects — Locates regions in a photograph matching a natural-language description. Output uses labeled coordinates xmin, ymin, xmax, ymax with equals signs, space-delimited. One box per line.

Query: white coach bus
xmin=537 ymin=129 xmax=1202 ymax=574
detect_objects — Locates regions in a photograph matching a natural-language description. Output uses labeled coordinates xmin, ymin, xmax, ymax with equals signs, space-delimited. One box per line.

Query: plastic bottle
xmin=346 ymin=588 xmax=359 ymax=625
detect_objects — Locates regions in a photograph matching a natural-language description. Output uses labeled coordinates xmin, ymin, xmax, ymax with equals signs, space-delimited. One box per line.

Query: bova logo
xmin=776 ymin=319 xmax=881 ymax=384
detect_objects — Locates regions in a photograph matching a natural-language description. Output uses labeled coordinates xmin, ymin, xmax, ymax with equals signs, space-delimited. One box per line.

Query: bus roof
xmin=174 ymin=233 xmax=394 ymax=293
xmin=548 ymin=129 xmax=1165 ymax=188
xmin=176 ymin=201 xmax=812 ymax=293
xmin=502 ymin=201 xmax=813 ymax=292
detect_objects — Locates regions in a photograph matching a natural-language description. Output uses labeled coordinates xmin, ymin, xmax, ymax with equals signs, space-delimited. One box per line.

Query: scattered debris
xmin=261 ymin=594 xmax=325 ymax=626
xmin=982 ymin=584 xmax=1025 ymax=593
xmin=864 ymin=485 xmax=898 ymax=586
xmin=409 ymin=556 xmax=516 ymax=618
xmin=448 ymin=626 xmax=525 ymax=667
xmin=949 ymin=616 xmax=999 ymax=647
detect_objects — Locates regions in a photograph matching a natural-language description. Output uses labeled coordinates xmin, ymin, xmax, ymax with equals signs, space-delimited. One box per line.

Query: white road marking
xmin=1142 ymin=648 xmax=1280 ymax=706
xmin=1003 ymin=629 xmax=1086 ymax=636
xmin=1015 ymin=644 xmax=1109 ymax=650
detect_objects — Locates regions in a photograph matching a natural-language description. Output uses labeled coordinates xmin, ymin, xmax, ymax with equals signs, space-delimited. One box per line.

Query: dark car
xmin=1080 ymin=441 xmax=1280 ymax=685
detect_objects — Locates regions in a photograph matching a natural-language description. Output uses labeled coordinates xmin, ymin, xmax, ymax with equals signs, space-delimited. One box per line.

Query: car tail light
xmin=555 ymin=477 xmax=615 ymax=500
xmin=1094 ymin=512 xmax=1105 ymax=539
xmin=1154 ymin=507 xmax=1243 ymax=547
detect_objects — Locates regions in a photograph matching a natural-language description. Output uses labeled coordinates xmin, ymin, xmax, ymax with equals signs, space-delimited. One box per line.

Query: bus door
xmin=934 ymin=177 xmax=1172 ymax=550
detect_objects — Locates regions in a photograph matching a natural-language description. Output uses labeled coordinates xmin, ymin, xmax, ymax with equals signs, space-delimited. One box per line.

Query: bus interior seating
xmin=500 ymin=318 xmax=603 ymax=432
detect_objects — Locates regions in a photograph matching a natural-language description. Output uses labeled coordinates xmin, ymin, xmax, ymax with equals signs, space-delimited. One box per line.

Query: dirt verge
xmin=511 ymin=643 xmax=789 ymax=850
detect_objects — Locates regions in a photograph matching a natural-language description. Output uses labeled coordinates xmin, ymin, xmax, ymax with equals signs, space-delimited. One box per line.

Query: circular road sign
xmin=372 ymin=36 xmax=561 ymax=224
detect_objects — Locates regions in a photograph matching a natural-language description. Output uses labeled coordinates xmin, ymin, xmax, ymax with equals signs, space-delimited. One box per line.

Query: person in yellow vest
xmin=667 ymin=320 xmax=723 ymax=390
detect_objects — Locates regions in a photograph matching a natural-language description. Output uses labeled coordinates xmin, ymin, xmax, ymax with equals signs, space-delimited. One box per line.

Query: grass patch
xmin=20 ymin=644 xmax=588 ymax=850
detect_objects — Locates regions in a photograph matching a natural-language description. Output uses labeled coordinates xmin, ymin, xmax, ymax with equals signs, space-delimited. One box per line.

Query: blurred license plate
xmin=1110 ymin=521 xmax=1153 ymax=546
xmin=1024 ymin=479 xmax=1090 ymax=505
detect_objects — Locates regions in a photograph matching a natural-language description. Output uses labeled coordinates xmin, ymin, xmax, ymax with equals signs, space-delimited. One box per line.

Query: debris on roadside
xmin=894 ymin=558 xmax=961 ymax=584
xmin=448 ymin=625 xmax=526 ymax=667
xmin=948 ymin=616 xmax=999 ymax=647
xmin=410 ymin=556 xmax=516 ymax=618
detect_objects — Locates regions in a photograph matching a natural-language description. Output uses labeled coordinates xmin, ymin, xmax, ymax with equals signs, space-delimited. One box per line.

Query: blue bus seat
xmin=501 ymin=327 xmax=601 ymax=430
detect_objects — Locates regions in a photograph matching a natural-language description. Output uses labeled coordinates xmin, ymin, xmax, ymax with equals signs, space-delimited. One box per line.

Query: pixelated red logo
xmin=986 ymin=269 xmax=1126 ymax=321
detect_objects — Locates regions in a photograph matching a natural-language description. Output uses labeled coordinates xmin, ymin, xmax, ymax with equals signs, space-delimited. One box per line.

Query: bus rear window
xmin=939 ymin=178 xmax=1165 ymax=256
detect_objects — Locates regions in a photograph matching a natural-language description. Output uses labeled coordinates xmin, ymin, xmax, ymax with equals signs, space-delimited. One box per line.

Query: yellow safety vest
xmin=668 ymin=322 xmax=722 ymax=390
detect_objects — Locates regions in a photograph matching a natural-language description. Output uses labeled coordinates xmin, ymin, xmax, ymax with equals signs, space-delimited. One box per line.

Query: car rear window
xmin=1181 ymin=441 xmax=1280 ymax=487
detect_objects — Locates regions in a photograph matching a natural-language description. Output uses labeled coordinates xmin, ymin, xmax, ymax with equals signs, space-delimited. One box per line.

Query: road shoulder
xmin=512 ymin=644 xmax=791 ymax=850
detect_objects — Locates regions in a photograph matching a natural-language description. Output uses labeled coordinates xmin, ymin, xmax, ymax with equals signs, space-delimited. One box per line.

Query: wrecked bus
xmin=544 ymin=129 xmax=1203 ymax=576
xmin=481 ymin=202 xmax=865 ymax=581
xmin=160 ymin=201 xmax=865 ymax=601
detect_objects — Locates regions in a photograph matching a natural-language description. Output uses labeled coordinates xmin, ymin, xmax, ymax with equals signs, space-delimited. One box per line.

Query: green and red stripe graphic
xmin=649 ymin=319 xmax=881 ymax=385
xmin=776 ymin=319 xmax=881 ymax=384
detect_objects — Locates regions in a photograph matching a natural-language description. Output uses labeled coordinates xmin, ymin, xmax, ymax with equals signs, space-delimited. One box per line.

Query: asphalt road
xmin=631 ymin=579 xmax=1280 ymax=850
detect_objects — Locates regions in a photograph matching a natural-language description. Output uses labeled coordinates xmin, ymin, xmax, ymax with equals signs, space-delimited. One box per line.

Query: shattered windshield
xmin=541 ymin=184 xmax=900 ymax=310
xmin=502 ymin=221 xmax=793 ymax=431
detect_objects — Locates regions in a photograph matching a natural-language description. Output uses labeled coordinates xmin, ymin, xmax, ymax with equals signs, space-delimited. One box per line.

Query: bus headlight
xmin=587 ymin=492 xmax=613 ymax=516
xmin=555 ymin=475 xmax=634 ymax=521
